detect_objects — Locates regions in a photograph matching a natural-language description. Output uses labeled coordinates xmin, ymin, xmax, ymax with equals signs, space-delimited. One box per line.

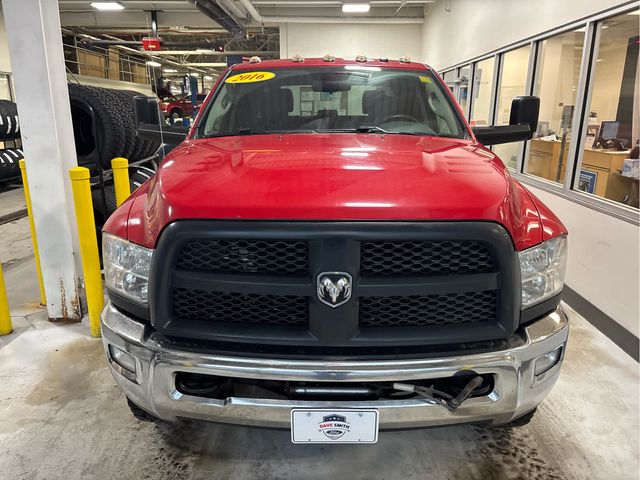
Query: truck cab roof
xmin=229 ymin=57 xmax=431 ymax=71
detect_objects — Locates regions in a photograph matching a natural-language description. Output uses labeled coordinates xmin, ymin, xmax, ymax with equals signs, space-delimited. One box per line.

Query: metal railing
xmin=63 ymin=42 xmax=152 ymax=86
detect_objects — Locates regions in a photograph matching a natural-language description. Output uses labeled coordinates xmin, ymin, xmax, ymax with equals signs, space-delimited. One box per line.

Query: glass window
xmin=456 ymin=65 xmax=470 ymax=116
xmin=469 ymin=57 xmax=494 ymax=126
xmin=493 ymin=45 xmax=531 ymax=169
xmin=575 ymin=11 xmax=640 ymax=208
xmin=442 ymin=70 xmax=456 ymax=93
xmin=524 ymin=28 xmax=585 ymax=183
xmin=199 ymin=68 xmax=466 ymax=139
xmin=0 ymin=74 xmax=12 ymax=101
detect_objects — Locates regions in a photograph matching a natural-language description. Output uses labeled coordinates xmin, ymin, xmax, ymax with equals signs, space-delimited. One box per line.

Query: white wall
xmin=528 ymin=187 xmax=640 ymax=337
xmin=280 ymin=23 xmax=423 ymax=61
xmin=0 ymin=4 xmax=11 ymax=72
xmin=421 ymin=0 xmax=626 ymax=69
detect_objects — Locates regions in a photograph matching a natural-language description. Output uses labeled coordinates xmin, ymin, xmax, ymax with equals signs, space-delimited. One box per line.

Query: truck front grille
xmin=359 ymin=291 xmax=496 ymax=327
xmin=177 ymin=239 xmax=308 ymax=275
xmin=360 ymin=240 xmax=495 ymax=276
xmin=173 ymin=288 xmax=309 ymax=327
xmin=151 ymin=221 xmax=519 ymax=351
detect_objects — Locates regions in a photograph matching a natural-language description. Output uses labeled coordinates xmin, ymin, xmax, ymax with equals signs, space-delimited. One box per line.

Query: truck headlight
xmin=518 ymin=235 xmax=567 ymax=308
xmin=103 ymin=233 xmax=153 ymax=304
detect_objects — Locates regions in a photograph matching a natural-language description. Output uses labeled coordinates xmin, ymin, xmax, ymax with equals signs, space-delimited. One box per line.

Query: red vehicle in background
xmin=159 ymin=93 xmax=207 ymax=122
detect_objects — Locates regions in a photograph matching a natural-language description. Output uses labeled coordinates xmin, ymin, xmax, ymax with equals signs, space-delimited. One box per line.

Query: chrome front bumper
xmin=101 ymin=302 xmax=569 ymax=428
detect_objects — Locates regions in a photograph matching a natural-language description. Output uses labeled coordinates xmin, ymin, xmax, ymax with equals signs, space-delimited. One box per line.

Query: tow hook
xmin=393 ymin=375 xmax=484 ymax=412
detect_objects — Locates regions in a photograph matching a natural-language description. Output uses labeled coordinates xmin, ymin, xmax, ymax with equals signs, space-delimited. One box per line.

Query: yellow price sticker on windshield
xmin=225 ymin=71 xmax=276 ymax=84
xmin=419 ymin=75 xmax=432 ymax=84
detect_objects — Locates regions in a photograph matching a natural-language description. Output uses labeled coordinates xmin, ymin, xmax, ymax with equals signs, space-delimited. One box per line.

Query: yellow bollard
xmin=18 ymin=159 xmax=47 ymax=306
xmin=0 ymin=264 xmax=13 ymax=335
xmin=111 ymin=157 xmax=131 ymax=207
xmin=69 ymin=167 xmax=103 ymax=338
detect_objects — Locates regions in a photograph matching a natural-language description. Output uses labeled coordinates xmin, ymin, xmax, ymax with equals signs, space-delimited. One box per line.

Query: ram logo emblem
xmin=317 ymin=272 xmax=353 ymax=308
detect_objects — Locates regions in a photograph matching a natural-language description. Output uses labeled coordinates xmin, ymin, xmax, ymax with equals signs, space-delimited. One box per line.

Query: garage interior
xmin=0 ymin=0 xmax=638 ymax=479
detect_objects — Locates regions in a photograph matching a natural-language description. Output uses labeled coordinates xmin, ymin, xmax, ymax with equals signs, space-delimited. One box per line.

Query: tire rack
xmin=82 ymin=102 xmax=158 ymax=226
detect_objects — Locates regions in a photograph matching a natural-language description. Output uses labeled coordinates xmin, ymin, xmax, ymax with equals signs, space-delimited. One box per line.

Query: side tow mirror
xmin=472 ymin=96 xmax=540 ymax=146
xmin=134 ymin=96 xmax=188 ymax=145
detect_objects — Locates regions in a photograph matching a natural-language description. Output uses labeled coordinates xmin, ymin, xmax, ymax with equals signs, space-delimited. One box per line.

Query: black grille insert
xmin=177 ymin=239 xmax=308 ymax=275
xmin=360 ymin=240 xmax=495 ymax=277
xmin=173 ymin=287 xmax=308 ymax=327
xmin=151 ymin=221 xmax=519 ymax=350
xmin=359 ymin=291 xmax=497 ymax=327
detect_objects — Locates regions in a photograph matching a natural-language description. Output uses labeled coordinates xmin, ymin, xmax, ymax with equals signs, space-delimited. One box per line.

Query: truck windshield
xmin=197 ymin=67 xmax=466 ymax=139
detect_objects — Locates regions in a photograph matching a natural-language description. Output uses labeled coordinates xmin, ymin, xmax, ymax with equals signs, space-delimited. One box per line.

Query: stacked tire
xmin=68 ymin=84 xmax=161 ymax=170
xmin=0 ymin=148 xmax=23 ymax=182
xmin=0 ymin=100 xmax=20 ymax=140
xmin=0 ymin=100 xmax=22 ymax=182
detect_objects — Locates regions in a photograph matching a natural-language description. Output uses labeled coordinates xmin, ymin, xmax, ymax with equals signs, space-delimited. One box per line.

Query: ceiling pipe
xmin=238 ymin=0 xmax=263 ymax=23
xmin=190 ymin=0 xmax=245 ymax=36
xmin=218 ymin=0 xmax=249 ymax=20
xmin=259 ymin=15 xmax=423 ymax=23
xmin=150 ymin=10 xmax=159 ymax=37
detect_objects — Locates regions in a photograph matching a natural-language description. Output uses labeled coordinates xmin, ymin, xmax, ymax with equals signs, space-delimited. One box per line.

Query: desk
xmin=580 ymin=148 xmax=630 ymax=202
xmin=528 ymin=139 xmax=569 ymax=182
xmin=528 ymin=139 xmax=631 ymax=202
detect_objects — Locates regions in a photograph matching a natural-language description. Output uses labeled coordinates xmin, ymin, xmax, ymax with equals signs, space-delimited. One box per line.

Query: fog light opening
xmin=534 ymin=346 xmax=563 ymax=377
xmin=109 ymin=344 xmax=137 ymax=377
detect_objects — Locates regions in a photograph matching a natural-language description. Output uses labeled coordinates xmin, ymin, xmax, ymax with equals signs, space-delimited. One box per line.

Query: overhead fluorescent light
xmin=342 ymin=2 xmax=370 ymax=13
xmin=90 ymin=2 xmax=125 ymax=10
xmin=163 ymin=68 xmax=178 ymax=73
xmin=146 ymin=61 xmax=161 ymax=67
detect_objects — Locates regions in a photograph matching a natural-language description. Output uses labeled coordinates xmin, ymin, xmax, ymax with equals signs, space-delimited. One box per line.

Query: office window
xmin=524 ymin=29 xmax=585 ymax=184
xmin=0 ymin=74 xmax=12 ymax=101
xmin=469 ymin=57 xmax=494 ymax=126
xmin=493 ymin=45 xmax=531 ymax=169
xmin=456 ymin=65 xmax=470 ymax=116
xmin=575 ymin=11 xmax=639 ymax=208
xmin=442 ymin=70 xmax=456 ymax=93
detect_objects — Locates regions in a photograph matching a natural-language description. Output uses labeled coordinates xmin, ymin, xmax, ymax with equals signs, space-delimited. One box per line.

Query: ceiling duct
xmin=191 ymin=0 xmax=244 ymax=36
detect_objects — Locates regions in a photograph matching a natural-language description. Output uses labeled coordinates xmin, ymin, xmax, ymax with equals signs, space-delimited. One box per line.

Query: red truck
xmin=159 ymin=92 xmax=207 ymax=122
xmin=101 ymin=57 xmax=568 ymax=443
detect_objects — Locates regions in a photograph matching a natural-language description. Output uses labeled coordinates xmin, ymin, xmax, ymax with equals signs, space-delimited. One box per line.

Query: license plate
xmin=290 ymin=409 xmax=379 ymax=444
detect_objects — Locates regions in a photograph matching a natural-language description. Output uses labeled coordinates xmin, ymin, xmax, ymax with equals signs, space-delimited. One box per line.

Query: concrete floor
xmin=0 ymin=213 xmax=638 ymax=479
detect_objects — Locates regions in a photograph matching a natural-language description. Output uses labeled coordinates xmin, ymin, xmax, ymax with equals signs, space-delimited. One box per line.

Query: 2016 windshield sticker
xmin=419 ymin=75 xmax=432 ymax=83
xmin=225 ymin=72 xmax=276 ymax=84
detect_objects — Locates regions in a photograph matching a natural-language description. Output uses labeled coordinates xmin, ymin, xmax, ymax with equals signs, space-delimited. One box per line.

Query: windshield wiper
xmin=319 ymin=126 xmax=389 ymax=134
xmin=355 ymin=125 xmax=389 ymax=134
xmin=205 ymin=129 xmax=320 ymax=138
xmin=236 ymin=128 xmax=269 ymax=135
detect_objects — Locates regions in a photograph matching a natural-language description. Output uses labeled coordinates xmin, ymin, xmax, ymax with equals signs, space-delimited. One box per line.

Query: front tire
xmin=502 ymin=407 xmax=537 ymax=428
xmin=127 ymin=397 xmax=159 ymax=422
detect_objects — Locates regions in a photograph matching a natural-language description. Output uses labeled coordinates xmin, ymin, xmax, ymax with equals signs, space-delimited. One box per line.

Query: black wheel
xmin=126 ymin=398 xmax=159 ymax=422
xmin=0 ymin=148 xmax=23 ymax=181
xmin=107 ymin=88 xmax=138 ymax=160
xmin=0 ymin=100 xmax=20 ymax=140
xmin=69 ymin=84 xmax=119 ymax=169
xmin=129 ymin=165 xmax=155 ymax=191
xmin=502 ymin=407 xmax=537 ymax=428
xmin=92 ymin=184 xmax=117 ymax=264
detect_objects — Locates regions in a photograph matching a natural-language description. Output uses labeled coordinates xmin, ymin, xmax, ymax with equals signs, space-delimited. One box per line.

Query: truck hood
xmin=117 ymin=134 xmax=547 ymax=250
